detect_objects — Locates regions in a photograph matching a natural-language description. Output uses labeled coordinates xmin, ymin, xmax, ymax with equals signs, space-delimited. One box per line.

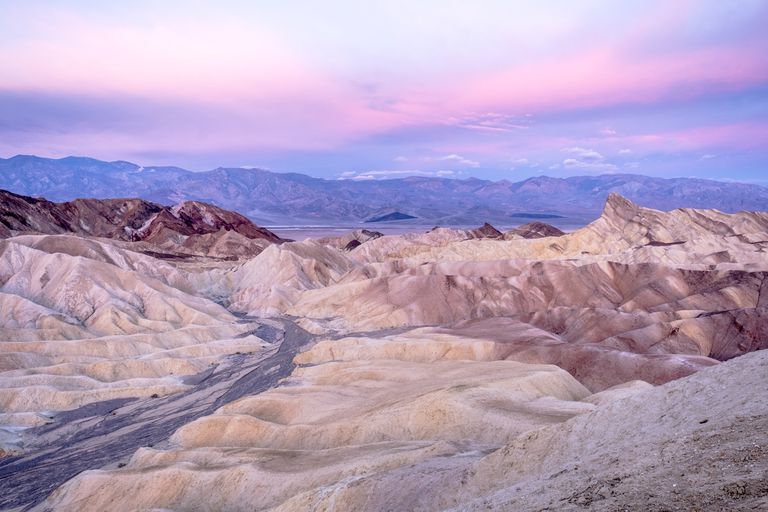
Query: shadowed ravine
xmin=0 ymin=317 xmax=315 ymax=511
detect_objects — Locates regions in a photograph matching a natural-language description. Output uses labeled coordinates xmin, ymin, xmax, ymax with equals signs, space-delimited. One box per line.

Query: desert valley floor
xmin=0 ymin=190 xmax=766 ymax=511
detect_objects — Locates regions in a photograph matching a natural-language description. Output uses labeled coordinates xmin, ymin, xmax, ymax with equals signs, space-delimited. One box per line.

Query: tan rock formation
xmin=0 ymin=234 xmax=269 ymax=425
xmin=37 ymin=336 xmax=768 ymax=512
xmin=2 ymin=194 xmax=766 ymax=511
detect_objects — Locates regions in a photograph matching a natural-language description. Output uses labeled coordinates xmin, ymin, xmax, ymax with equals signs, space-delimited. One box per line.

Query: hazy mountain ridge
xmin=1 ymin=155 xmax=767 ymax=225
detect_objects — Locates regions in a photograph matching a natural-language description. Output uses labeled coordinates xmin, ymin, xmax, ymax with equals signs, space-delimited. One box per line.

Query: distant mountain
xmin=509 ymin=212 xmax=564 ymax=219
xmin=1 ymin=155 xmax=767 ymax=226
xmin=365 ymin=211 xmax=418 ymax=223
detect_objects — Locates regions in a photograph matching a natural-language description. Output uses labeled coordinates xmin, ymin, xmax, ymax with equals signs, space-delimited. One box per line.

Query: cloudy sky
xmin=1 ymin=1 xmax=767 ymax=181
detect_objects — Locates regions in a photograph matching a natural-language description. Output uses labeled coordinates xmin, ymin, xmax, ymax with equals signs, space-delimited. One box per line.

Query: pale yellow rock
xmin=0 ymin=235 xmax=270 ymax=424
xmin=40 ymin=358 xmax=595 ymax=511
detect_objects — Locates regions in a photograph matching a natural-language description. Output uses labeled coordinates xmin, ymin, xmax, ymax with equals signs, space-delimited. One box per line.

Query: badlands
xmin=0 ymin=190 xmax=766 ymax=510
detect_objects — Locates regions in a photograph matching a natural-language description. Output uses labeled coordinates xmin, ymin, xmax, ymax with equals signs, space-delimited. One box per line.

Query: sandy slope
xmin=0 ymin=235 xmax=269 ymax=435
xmin=37 ymin=336 xmax=768 ymax=511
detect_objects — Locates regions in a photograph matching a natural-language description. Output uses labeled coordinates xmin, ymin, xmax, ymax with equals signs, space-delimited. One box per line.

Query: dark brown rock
xmin=470 ymin=223 xmax=503 ymax=239
xmin=508 ymin=221 xmax=565 ymax=239
xmin=0 ymin=189 xmax=283 ymax=257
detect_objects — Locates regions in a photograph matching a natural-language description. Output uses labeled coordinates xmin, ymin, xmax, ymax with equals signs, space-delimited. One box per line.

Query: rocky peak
xmin=508 ymin=221 xmax=565 ymax=239
xmin=470 ymin=222 xmax=503 ymax=239
xmin=602 ymin=192 xmax=642 ymax=221
xmin=0 ymin=189 xmax=283 ymax=257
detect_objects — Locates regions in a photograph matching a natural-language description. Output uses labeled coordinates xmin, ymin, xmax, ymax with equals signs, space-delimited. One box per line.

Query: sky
xmin=1 ymin=0 xmax=767 ymax=182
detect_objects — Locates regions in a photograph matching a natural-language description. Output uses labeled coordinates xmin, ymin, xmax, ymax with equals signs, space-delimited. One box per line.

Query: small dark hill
xmin=507 ymin=221 xmax=566 ymax=239
xmin=364 ymin=212 xmax=417 ymax=223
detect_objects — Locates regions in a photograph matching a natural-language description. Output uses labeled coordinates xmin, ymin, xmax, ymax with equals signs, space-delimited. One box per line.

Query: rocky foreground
xmin=0 ymin=193 xmax=766 ymax=510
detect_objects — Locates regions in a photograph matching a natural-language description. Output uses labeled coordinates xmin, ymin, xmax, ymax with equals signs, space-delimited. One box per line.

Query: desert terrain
xmin=0 ymin=190 xmax=765 ymax=511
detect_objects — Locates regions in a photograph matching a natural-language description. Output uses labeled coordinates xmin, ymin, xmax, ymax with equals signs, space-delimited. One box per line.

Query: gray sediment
xmin=0 ymin=317 xmax=314 ymax=511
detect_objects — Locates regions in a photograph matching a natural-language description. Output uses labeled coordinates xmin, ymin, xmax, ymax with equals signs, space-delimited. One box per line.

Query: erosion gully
xmin=0 ymin=317 xmax=314 ymax=511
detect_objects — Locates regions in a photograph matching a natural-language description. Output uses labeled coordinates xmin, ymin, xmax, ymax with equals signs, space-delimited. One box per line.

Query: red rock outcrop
xmin=506 ymin=221 xmax=565 ymax=239
xmin=0 ymin=189 xmax=282 ymax=258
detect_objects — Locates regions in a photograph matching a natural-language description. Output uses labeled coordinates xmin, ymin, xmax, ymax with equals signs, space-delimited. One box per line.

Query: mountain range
xmin=1 ymin=155 xmax=767 ymax=226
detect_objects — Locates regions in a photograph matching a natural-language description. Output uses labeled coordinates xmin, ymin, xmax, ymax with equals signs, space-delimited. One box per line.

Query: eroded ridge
xmin=0 ymin=194 xmax=766 ymax=510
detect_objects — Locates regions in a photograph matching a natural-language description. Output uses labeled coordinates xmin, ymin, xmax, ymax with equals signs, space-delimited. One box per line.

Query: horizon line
xmin=2 ymin=153 xmax=767 ymax=187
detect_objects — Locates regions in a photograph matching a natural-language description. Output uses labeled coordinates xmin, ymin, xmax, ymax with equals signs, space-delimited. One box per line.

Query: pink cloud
xmin=8 ymin=5 xmax=764 ymax=151
xmin=0 ymin=11 xmax=408 ymax=151
xmin=1 ymin=1 xmax=766 ymax=172
xmin=658 ymin=121 xmax=768 ymax=151
xmin=0 ymin=14 xmax=321 ymax=101
xmin=451 ymin=42 xmax=768 ymax=116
